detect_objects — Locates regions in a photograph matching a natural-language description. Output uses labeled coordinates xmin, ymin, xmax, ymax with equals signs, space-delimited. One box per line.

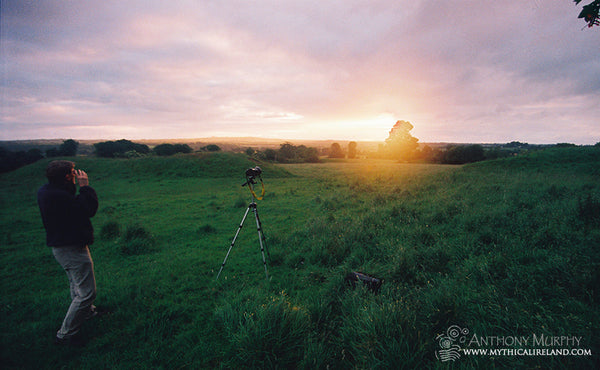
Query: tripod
xmin=216 ymin=187 xmax=270 ymax=281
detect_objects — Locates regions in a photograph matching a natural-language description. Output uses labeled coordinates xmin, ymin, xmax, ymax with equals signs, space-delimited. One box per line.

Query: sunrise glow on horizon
xmin=1 ymin=1 xmax=599 ymax=144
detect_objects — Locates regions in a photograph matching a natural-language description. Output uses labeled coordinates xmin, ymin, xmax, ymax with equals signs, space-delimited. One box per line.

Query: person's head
xmin=46 ymin=160 xmax=76 ymax=185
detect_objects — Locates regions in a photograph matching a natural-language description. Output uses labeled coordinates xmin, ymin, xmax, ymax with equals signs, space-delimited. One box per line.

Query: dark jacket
xmin=37 ymin=183 xmax=99 ymax=247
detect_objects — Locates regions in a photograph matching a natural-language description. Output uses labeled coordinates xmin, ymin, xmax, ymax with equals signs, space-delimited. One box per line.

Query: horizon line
xmin=0 ymin=136 xmax=583 ymax=146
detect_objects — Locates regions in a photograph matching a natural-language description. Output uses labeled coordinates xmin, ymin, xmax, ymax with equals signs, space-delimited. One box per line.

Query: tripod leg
xmin=252 ymin=205 xmax=269 ymax=280
xmin=216 ymin=205 xmax=251 ymax=280
xmin=253 ymin=206 xmax=270 ymax=260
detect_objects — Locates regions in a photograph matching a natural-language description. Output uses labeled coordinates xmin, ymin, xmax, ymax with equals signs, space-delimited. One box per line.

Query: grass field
xmin=1 ymin=148 xmax=598 ymax=369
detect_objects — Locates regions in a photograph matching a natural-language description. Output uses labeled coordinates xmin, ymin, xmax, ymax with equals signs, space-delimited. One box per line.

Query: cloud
xmin=1 ymin=0 xmax=598 ymax=143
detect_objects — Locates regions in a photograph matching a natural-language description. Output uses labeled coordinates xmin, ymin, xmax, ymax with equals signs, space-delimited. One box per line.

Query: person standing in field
xmin=37 ymin=160 xmax=100 ymax=346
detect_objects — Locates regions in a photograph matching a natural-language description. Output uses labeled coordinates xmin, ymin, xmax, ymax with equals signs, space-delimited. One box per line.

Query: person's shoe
xmin=85 ymin=305 xmax=109 ymax=320
xmin=54 ymin=333 xmax=85 ymax=347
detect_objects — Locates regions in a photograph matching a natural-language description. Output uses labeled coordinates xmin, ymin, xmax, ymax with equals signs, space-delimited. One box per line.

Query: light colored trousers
xmin=52 ymin=245 xmax=97 ymax=339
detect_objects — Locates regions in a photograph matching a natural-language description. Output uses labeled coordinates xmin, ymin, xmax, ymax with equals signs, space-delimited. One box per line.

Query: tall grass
xmin=1 ymin=149 xmax=598 ymax=368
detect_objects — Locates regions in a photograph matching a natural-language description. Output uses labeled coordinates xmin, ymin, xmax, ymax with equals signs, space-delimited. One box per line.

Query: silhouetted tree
xmin=385 ymin=120 xmax=419 ymax=161
xmin=264 ymin=148 xmax=277 ymax=160
xmin=347 ymin=141 xmax=357 ymax=159
xmin=575 ymin=0 xmax=599 ymax=28
xmin=46 ymin=148 xmax=61 ymax=157
xmin=329 ymin=143 xmax=345 ymax=158
xmin=59 ymin=139 xmax=79 ymax=156
xmin=297 ymin=145 xmax=319 ymax=162
xmin=442 ymin=145 xmax=485 ymax=164
xmin=200 ymin=144 xmax=221 ymax=152
xmin=153 ymin=143 xmax=192 ymax=156
xmin=26 ymin=148 xmax=44 ymax=162
xmin=278 ymin=143 xmax=296 ymax=161
xmin=0 ymin=147 xmax=44 ymax=173
xmin=45 ymin=139 xmax=79 ymax=157
xmin=94 ymin=139 xmax=150 ymax=157
xmin=417 ymin=144 xmax=437 ymax=162
xmin=556 ymin=143 xmax=577 ymax=147
xmin=505 ymin=141 xmax=529 ymax=149
xmin=267 ymin=143 xmax=320 ymax=163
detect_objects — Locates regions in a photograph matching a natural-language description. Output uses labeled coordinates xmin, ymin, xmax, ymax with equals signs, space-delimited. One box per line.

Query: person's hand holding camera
xmin=75 ymin=169 xmax=89 ymax=187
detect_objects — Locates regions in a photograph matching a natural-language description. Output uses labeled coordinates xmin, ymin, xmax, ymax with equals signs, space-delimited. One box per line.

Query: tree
xmin=574 ymin=1 xmax=600 ymax=28
xmin=46 ymin=148 xmax=61 ymax=157
xmin=153 ymin=143 xmax=192 ymax=156
xmin=328 ymin=143 xmax=345 ymax=158
xmin=200 ymin=144 xmax=221 ymax=152
xmin=0 ymin=147 xmax=44 ymax=173
xmin=46 ymin=139 xmax=79 ymax=157
xmin=278 ymin=143 xmax=296 ymax=161
xmin=417 ymin=144 xmax=437 ymax=163
xmin=26 ymin=148 xmax=44 ymax=163
xmin=264 ymin=143 xmax=319 ymax=163
xmin=59 ymin=139 xmax=79 ymax=156
xmin=385 ymin=120 xmax=419 ymax=161
xmin=264 ymin=148 xmax=277 ymax=161
xmin=442 ymin=145 xmax=485 ymax=164
xmin=297 ymin=145 xmax=319 ymax=163
xmin=347 ymin=141 xmax=357 ymax=159
xmin=94 ymin=139 xmax=150 ymax=158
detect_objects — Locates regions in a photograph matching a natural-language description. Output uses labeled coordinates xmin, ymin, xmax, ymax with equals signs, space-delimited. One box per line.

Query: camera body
xmin=245 ymin=166 xmax=262 ymax=179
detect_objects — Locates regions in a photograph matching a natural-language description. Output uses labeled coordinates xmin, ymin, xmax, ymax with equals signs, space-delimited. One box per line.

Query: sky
xmin=1 ymin=0 xmax=599 ymax=144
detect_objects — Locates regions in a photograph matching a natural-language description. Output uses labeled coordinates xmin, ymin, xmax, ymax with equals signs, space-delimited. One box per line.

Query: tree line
xmin=93 ymin=140 xmax=223 ymax=157
xmin=246 ymin=143 xmax=319 ymax=163
xmin=0 ymin=139 xmax=79 ymax=173
xmin=0 ymin=139 xmax=220 ymax=173
xmin=2 ymin=134 xmax=599 ymax=173
xmin=316 ymin=122 xmax=600 ymax=165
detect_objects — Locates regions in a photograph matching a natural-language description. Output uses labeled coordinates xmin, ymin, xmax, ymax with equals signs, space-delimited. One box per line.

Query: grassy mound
xmin=1 ymin=151 xmax=291 ymax=184
xmin=472 ymin=145 xmax=600 ymax=174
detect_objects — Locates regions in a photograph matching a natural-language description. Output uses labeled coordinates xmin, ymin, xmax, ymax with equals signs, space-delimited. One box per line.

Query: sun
xmin=340 ymin=113 xmax=396 ymax=141
xmin=296 ymin=113 xmax=397 ymax=141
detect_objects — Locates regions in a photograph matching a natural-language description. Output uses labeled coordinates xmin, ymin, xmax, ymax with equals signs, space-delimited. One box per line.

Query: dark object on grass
xmin=345 ymin=271 xmax=382 ymax=294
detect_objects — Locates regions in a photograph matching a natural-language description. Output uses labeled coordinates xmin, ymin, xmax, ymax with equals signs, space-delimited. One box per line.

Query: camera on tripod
xmin=216 ymin=166 xmax=269 ymax=281
xmin=245 ymin=166 xmax=262 ymax=179
xmin=241 ymin=166 xmax=265 ymax=200
xmin=244 ymin=166 xmax=262 ymax=186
